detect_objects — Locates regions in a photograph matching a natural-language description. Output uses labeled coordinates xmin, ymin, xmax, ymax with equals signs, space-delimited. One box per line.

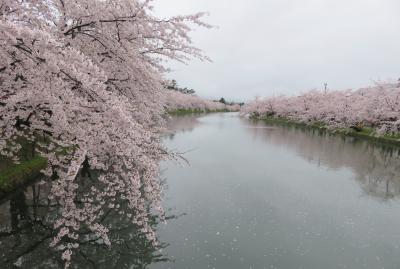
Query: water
xmin=151 ymin=112 xmax=400 ymax=269
xmin=2 ymin=112 xmax=400 ymax=268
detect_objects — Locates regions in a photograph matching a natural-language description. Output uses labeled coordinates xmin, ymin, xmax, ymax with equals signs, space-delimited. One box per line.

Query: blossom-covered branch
xmin=0 ymin=0 xmax=210 ymax=266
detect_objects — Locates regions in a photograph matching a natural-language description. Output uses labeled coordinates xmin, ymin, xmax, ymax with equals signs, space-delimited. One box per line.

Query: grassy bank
xmin=167 ymin=108 xmax=231 ymax=115
xmin=0 ymin=156 xmax=47 ymax=193
xmin=0 ymin=136 xmax=50 ymax=195
xmin=253 ymin=115 xmax=400 ymax=147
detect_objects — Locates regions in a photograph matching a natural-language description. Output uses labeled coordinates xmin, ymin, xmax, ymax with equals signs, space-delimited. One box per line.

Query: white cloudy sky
xmin=153 ymin=0 xmax=400 ymax=101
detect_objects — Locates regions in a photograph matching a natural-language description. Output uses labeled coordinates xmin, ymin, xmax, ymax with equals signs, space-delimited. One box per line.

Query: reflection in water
xmin=164 ymin=114 xmax=202 ymax=140
xmin=245 ymin=120 xmax=400 ymax=200
xmin=153 ymin=113 xmax=400 ymax=269
xmin=0 ymin=181 xmax=170 ymax=268
xmin=3 ymin=114 xmax=400 ymax=269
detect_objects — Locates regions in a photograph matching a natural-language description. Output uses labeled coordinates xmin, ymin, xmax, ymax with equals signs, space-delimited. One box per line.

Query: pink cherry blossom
xmin=165 ymin=90 xmax=239 ymax=112
xmin=242 ymin=81 xmax=400 ymax=135
xmin=0 ymin=0 xmax=211 ymax=266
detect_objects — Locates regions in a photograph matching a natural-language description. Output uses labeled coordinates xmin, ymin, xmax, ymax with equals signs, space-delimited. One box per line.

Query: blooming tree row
xmin=241 ymin=81 xmax=400 ymax=135
xmin=0 ymin=0 xmax=209 ymax=266
xmin=165 ymin=90 xmax=241 ymax=112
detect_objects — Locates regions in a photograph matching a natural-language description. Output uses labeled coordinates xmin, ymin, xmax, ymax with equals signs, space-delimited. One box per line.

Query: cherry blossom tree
xmin=0 ymin=0 xmax=210 ymax=266
xmin=241 ymin=81 xmax=400 ymax=135
xmin=165 ymin=90 xmax=239 ymax=112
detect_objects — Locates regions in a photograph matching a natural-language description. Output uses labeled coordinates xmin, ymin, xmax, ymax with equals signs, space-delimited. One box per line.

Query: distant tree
xmin=219 ymin=97 xmax=226 ymax=104
xmin=171 ymin=79 xmax=178 ymax=89
xmin=165 ymin=80 xmax=196 ymax=95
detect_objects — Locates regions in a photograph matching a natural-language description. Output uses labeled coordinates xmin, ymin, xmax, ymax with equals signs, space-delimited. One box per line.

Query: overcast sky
xmin=153 ymin=0 xmax=400 ymax=101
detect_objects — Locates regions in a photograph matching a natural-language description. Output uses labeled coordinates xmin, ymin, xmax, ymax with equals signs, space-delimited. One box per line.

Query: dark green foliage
xmin=165 ymin=79 xmax=196 ymax=95
xmin=0 ymin=156 xmax=47 ymax=192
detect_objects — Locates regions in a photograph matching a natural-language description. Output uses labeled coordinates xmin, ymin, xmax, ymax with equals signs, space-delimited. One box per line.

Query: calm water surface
xmin=151 ymin=112 xmax=400 ymax=269
xmin=2 ymin=112 xmax=400 ymax=268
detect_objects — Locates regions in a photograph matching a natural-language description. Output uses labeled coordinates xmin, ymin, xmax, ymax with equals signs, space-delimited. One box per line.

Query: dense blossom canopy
xmin=0 ymin=0 xmax=210 ymax=265
xmin=165 ymin=90 xmax=240 ymax=112
xmin=242 ymin=82 xmax=400 ymax=135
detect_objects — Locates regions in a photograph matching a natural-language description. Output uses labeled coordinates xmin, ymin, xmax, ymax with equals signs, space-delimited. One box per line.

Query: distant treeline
xmin=164 ymin=79 xmax=244 ymax=108
xmin=241 ymin=81 xmax=400 ymax=138
xmin=164 ymin=80 xmax=241 ymax=112
xmin=165 ymin=79 xmax=196 ymax=95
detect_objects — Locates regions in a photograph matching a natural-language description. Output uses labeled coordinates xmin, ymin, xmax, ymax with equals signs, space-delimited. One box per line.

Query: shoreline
xmin=251 ymin=115 xmax=400 ymax=148
xmin=167 ymin=108 xmax=233 ymax=115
